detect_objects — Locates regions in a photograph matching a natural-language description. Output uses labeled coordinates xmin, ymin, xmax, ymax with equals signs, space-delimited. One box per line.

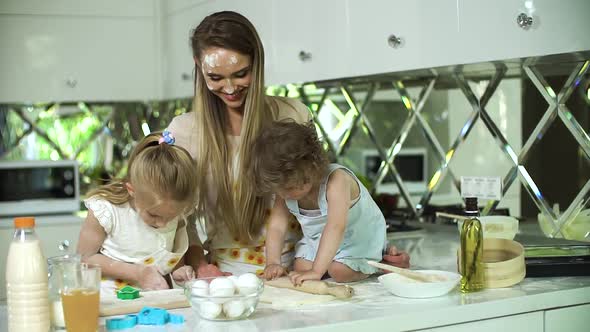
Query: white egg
xmin=199 ymin=301 xmax=222 ymax=320
xmin=191 ymin=279 xmax=209 ymax=297
xmin=227 ymin=275 xmax=239 ymax=287
xmin=223 ymin=299 xmax=245 ymax=318
xmin=244 ymin=297 xmax=258 ymax=309
xmin=209 ymin=277 xmax=236 ymax=297
xmin=237 ymin=273 xmax=260 ymax=295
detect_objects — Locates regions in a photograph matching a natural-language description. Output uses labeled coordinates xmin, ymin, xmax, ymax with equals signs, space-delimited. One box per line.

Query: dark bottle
xmin=459 ymin=197 xmax=485 ymax=292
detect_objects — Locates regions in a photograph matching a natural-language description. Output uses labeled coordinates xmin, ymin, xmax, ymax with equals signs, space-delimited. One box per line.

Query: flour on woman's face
xmin=200 ymin=47 xmax=252 ymax=111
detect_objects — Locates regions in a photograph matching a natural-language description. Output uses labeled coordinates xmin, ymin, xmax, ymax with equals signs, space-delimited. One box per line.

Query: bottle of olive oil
xmin=460 ymin=197 xmax=485 ymax=292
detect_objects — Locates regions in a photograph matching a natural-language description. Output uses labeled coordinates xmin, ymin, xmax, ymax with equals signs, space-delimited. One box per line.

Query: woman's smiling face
xmin=199 ymin=47 xmax=252 ymax=110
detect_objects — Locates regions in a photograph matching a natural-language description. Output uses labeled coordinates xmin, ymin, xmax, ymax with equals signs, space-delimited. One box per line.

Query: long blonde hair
xmin=190 ymin=11 xmax=274 ymax=242
xmin=87 ymin=132 xmax=198 ymax=213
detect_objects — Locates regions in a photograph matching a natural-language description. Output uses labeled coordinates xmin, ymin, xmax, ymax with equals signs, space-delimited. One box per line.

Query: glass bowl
xmin=184 ymin=276 xmax=264 ymax=321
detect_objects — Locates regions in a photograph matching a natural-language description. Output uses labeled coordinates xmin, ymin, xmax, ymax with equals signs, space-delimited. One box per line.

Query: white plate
xmin=378 ymin=270 xmax=461 ymax=298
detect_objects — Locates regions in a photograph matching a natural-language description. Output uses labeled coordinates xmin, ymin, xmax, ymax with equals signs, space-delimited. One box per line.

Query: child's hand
xmin=138 ymin=266 xmax=169 ymax=290
xmin=381 ymin=245 xmax=411 ymax=269
xmin=197 ymin=264 xmax=231 ymax=278
xmin=263 ymin=264 xmax=287 ymax=280
xmin=172 ymin=265 xmax=195 ymax=285
xmin=289 ymin=269 xmax=324 ymax=286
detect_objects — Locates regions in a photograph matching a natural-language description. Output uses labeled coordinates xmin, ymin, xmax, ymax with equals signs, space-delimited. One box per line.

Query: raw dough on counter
xmin=259 ymin=286 xmax=337 ymax=308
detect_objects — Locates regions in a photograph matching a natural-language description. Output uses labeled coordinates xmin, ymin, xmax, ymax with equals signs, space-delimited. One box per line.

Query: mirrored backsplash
xmin=1 ymin=54 xmax=589 ymax=240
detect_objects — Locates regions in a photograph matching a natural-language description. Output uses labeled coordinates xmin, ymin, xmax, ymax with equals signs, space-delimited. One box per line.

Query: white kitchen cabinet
xmin=162 ymin=1 xmax=212 ymax=100
xmin=457 ymin=0 xmax=590 ymax=65
xmin=3 ymin=1 xmax=590 ymax=101
xmin=545 ymin=304 xmax=590 ymax=332
xmin=0 ymin=1 xmax=158 ymax=103
xmin=347 ymin=0 xmax=459 ymax=79
xmin=268 ymin=0 xmax=350 ymax=85
xmin=0 ymin=0 xmax=153 ymax=17
xmin=162 ymin=0 xmax=274 ymax=99
xmin=418 ymin=312 xmax=544 ymax=332
xmin=0 ymin=215 xmax=83 ymax=300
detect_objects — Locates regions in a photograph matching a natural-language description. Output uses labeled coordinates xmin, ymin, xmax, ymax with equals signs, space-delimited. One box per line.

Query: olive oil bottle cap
xmin=465 ymin=197 xmax=479 ymax=215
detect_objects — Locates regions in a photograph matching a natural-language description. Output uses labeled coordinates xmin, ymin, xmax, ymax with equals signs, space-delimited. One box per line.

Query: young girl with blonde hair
xmin=251 ymin=121 xmax=388 ymax=284
xmin=77 ymin=131 xmax=198 ymax=293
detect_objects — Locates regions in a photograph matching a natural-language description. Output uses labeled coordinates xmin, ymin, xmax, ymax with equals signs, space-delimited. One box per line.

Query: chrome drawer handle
xmin=58 ymin=240 xmax=70 ymax=252
xmin=181 ymin=72 xmax=192 ymax=81
xmin=517 ymin=13 xmax=533 ymax=29
xmin=65 ymin=78 xmax=77 ymax=88
xmin=388 ymin=34 xmax=402 ymax=48
xmin=298 ymin=50 xmax=312 ymax=61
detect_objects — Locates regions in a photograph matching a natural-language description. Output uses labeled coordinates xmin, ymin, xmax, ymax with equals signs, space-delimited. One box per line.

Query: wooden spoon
xmin=435 ymin=212 xmax=470 ymax=221
xmin=367 ymin=261 xmax=447 ymax=283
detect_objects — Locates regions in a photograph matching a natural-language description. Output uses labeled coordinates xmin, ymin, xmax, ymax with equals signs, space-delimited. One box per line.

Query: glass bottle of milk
xmin=5 ymin=217 xmax=50 ymax=332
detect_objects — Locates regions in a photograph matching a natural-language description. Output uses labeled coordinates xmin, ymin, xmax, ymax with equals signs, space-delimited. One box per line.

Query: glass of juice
xmin=60 ymin=263 xmax=101 ymax=332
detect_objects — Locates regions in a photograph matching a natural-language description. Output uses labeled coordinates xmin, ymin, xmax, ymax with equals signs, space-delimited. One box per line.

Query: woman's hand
xmin=263 ymin=264 xmax=287 ymax=280
xmin=381 ymin=245 xmax=411 ymax=269
xmin=137 ymin=266 xmax=169 ymax=290
xmin=197 ymin=263 xmax=231 ymax=278
xmin=172 ymin=265 xmax=195 ymax=285
xmin=289 ymin=269 xmax=324 ymax=286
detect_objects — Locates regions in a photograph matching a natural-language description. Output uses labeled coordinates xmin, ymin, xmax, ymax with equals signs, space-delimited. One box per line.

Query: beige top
xmin=167 ymin=96 xmax=311 ymax=275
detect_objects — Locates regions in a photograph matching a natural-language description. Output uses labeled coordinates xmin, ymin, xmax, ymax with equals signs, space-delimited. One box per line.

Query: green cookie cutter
xmin=117 ymin=285 xmax=140 ymax=300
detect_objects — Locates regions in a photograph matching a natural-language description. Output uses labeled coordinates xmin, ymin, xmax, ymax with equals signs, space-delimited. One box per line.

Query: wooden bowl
xmin=482 ymin=238 xmax=525 ymax=288
xmin=458 ymin=238 xmax=525 ymax=288
xmin=457 ymin=216 xmax=519 ymax=240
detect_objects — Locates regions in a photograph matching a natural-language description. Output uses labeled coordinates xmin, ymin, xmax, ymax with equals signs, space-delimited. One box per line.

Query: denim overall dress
xmin=285 ymin=164 xmax=387 ymax=274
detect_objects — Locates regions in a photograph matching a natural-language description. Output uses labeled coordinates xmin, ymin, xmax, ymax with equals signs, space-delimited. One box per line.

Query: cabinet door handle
xmin=516 ymin=13 xmax=533 ymax=29
xmin=298 ymin=50 xmax=312 ymax=61
xmin=58 ymin=240 xmax=70 ymax=252
xmin=181 ymin=72 xmax=192 ymax=81
xmin=387 ymin=35 xmax=402 ymax=48
xmin=65 ymin=78 xmax=78 ymax=88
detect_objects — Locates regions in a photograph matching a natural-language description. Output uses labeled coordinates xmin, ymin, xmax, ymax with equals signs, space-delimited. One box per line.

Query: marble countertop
xmin=2 ymin=222 xmax=590 ymax=332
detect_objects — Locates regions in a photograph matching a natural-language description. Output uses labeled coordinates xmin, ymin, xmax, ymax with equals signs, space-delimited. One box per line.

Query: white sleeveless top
xmin=84 ymin=197 xmax=189 ymax=276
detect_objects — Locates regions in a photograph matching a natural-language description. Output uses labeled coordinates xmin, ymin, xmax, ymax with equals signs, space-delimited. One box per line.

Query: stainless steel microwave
xmin=0 ymin=160 xmax=80 ymax=216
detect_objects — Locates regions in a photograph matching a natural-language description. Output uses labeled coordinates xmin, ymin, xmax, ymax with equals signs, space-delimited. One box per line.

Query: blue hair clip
xmin=158 ymin=130 xmax=175 ymax=145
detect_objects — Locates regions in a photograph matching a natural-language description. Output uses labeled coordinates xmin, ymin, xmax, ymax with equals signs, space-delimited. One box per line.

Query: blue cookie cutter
xmin=106 ymin=307 xmax=185 ymax=330
xmin=106 ymin=314 xmax=138 ymax=330
xmin=138 ymin=307 xmax=170 ymax=326
xmin=168 ymin=313 xmax=185 ymax=324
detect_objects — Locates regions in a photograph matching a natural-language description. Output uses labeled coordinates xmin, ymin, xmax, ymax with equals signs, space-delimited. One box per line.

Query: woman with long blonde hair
xmin=168 ymin=11 xmax=409 ymax=277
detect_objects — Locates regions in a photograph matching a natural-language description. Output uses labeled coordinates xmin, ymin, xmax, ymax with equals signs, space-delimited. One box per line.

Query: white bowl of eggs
xmin=184 ymin=273 xmax=264 ymax=321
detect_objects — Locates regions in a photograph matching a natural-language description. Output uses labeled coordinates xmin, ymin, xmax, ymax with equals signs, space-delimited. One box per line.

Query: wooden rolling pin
xmin=264 ymin=277 xmax=354 ymax=299
xmin=99 ymin=289 xmax=189 ymax=316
